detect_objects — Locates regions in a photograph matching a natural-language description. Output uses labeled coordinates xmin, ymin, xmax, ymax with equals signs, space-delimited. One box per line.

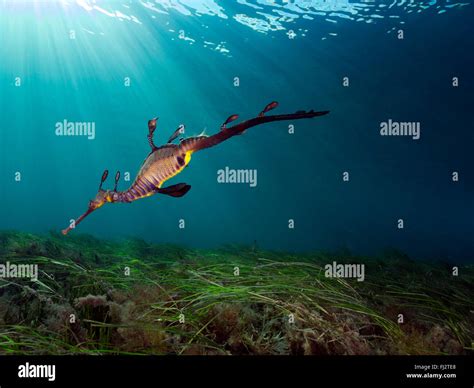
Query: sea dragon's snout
xmin=61 ymin=206 xmax=97 ymax=236
xmin=62 ymin=170 xmax=117 ymax=235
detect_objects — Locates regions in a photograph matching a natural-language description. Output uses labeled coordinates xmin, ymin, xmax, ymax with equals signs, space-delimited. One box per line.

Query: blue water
xmin=0 ymin=1 xmax=472 ymax=260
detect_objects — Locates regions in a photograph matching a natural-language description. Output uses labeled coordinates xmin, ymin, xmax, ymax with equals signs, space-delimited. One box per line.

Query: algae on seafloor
xmin=0 ymin=231 xmax=472 ymax=355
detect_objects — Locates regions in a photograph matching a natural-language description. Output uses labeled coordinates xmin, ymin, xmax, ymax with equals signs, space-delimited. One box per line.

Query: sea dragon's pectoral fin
xmin=156 ymin=183 xmax=191 ymax=197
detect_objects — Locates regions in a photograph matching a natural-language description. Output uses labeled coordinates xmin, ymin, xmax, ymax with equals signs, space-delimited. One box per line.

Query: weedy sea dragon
xmin=62 ymin=102 xmax=329 ymax=235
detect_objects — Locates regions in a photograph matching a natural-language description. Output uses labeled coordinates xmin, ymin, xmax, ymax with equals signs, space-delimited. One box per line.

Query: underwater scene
xmin=0 ymin=0 xmax=473 ymax=358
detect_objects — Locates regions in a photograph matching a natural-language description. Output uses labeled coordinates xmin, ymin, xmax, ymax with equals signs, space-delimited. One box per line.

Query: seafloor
xmin=0 ymin=231 xmax=472 ymax=355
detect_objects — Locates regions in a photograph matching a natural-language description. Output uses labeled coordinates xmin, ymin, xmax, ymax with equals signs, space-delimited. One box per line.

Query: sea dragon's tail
xmin=180 ymin=102 xmax=329 ymax=153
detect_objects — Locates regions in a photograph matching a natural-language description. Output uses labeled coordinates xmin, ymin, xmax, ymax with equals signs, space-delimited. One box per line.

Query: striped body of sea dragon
xmin=62 ymin=102 xmax=329 ymax=235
